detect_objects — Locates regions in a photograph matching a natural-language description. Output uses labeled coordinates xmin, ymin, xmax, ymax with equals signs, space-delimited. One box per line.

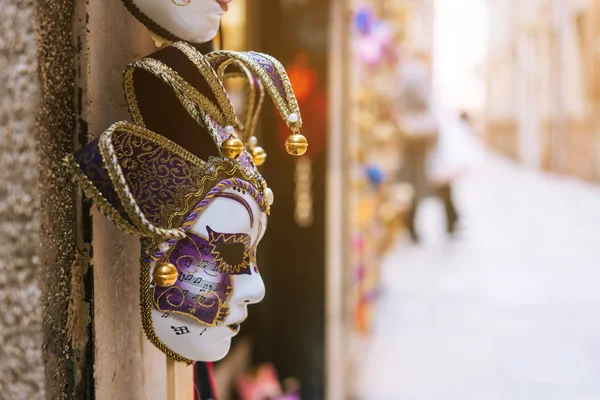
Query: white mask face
xmin=151 ymin=187 xmax=267 ymax=361
xmin=131 ymin=0 xmax=231 ymax=43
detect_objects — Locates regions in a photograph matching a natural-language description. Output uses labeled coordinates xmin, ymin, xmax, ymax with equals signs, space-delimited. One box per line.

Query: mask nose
xmin=230 ymin=266 xmax=265 ymax=305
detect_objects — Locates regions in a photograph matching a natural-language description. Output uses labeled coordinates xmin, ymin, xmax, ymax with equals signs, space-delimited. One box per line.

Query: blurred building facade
xmin=486 ymin=0 xmax=600 ymax=181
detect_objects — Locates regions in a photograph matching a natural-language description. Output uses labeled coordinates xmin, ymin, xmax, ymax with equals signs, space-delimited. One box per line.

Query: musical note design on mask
xmin=154 ymin=230 xmax=244 ymax=325
xmin=171 ymin=325 xmax=191 ymax=335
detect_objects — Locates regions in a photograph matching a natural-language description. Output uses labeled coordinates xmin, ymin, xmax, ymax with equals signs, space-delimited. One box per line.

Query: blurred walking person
xmin=396 ymin=53 xmax=438 ymax=242
xmin=428 ymin=110 xmax=477 ymax=235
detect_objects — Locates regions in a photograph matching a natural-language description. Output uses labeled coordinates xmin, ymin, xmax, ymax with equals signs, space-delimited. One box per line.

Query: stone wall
xmin=37 ymin=0 xmax=84 ymax=398
xmin=0 ymin=0 xmax=44 ymax=398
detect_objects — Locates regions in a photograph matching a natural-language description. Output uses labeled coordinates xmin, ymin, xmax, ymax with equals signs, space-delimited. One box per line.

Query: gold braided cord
xmin=123 ymin=59 xmax=225 ymax=155
xmin=215 ymin=58 xmax=238 ymax=80
xmin=171 ymin=41 xmax=239 ymax=125
xmin=64 ymin=154 xmax=146 ymax=236
xmin=215 ymin=58 xmax=248 ymax=134
xmin=218 ymin=60 xmax=265 ymax=143
xmin=123 ymin=58 xmax=232 ymax=129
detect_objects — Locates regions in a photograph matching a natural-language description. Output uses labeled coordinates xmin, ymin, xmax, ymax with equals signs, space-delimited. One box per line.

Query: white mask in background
xmin=126 ymin=0 xmax=231 ymax=43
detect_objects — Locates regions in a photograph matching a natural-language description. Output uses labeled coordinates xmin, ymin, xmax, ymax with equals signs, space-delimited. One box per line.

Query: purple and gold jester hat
xmin=65 ymin=42 xmax=307 ymax=363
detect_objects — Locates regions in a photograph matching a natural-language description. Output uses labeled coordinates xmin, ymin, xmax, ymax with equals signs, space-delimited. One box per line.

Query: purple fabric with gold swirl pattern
xmin=246 ymin=52 xmax=286 ymax=98
xmin=110 ymin=129 xmax=196 ymax=226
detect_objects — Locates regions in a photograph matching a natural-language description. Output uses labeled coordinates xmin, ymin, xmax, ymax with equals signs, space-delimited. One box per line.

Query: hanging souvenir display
xmin=236 ymin=363 xmax=301 ymax=400
xmin=347 ymin=2 xmax=412 ymax=336
xmin=65 ymin=41 xmax=307 ymax=364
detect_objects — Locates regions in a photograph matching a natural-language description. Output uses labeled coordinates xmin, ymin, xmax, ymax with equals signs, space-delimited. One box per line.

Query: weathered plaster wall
xmin=84 ymin=0 xmax=167 ymax=398
xmin=0 ymin=0 xmax=44 ymax=398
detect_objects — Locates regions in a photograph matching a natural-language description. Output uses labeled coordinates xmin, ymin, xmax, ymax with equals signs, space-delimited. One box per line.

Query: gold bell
xmin=252 ymin=146 xmax=267 ymax=166
xmin=152 ymin=263 xmax=178 ymax=287
xmin=221 ymin=134 xmax=244 ymax=159
xmin=285 ymin=133 xmax=308 ymax=156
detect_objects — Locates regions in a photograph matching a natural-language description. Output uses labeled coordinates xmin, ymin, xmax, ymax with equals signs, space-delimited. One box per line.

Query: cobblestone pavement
xmin=355 ymin=152 xmax=600 ymax=400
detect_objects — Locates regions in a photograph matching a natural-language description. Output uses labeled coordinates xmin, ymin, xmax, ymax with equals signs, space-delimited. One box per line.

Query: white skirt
xmin=427 ymin=111 xmax=479 ymax=184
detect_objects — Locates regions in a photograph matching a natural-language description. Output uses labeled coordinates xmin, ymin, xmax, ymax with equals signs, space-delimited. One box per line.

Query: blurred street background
xmin=354 ymin=149 xmax=600 ymax=399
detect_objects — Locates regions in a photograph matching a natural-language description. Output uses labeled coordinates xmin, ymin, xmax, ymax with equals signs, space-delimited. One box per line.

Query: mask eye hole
xmin=207 ymin=226 xmax=252 ymax=274
xmin=216 ymin=242 xmax=246 ymax=267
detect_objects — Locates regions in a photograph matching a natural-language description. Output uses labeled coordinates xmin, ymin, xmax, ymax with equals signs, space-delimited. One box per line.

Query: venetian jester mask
xmin=66 ymin=42 xmax=307 ymax=363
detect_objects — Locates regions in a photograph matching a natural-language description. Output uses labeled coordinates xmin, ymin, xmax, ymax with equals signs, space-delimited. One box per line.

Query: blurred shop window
xmin=221 ymin=0 xmax=248 ymax=51
xmin=220 ymin=0 xmax=249 ymax=119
